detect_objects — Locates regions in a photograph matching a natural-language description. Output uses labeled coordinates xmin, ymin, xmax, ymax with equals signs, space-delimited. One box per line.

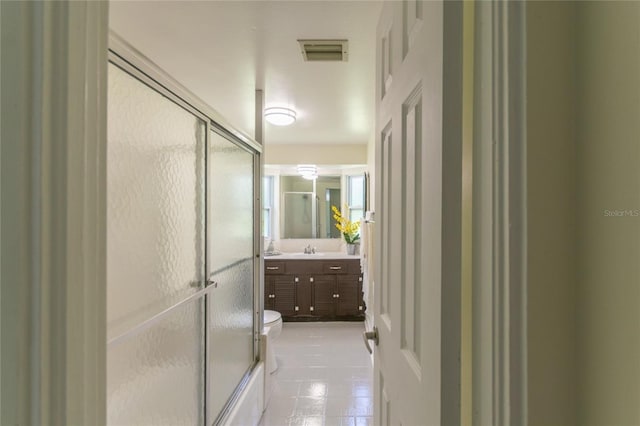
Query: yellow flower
xmin=331 ymin=204 xmax=361 ymax=244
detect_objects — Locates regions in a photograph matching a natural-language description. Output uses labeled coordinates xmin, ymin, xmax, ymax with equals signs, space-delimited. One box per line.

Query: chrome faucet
xmin=304 ymin=245 xmax=316 ymax=254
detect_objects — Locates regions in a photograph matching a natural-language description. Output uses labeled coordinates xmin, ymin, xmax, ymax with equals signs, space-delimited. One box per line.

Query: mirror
xmin=281 ymin=175 xmax=341 ymax=239
xmin=263 ymin=165 xmax=367 ymax=240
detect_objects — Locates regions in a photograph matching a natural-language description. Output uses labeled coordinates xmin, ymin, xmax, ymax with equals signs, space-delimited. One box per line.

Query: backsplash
xmin=266 ymin=238 xmax=344 ymax=253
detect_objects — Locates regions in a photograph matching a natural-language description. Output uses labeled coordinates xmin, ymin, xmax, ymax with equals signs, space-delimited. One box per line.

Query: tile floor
xmin=259 ymin=322 xmax=373 ymax=426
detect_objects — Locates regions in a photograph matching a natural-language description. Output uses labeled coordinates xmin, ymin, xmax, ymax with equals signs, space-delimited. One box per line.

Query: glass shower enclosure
xmin=283 ymin=192 xmax=319 ymax=238
xmin=106 ymin=49 xmax=260 ymax=425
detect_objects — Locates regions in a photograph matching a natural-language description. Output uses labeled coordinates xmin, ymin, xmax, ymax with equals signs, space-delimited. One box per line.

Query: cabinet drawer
xmin=265 ymin=261 xmax=286 ymax=274
xmin=286 ymin=260 xmax=323 ymax=275
xmin=322 ymin=260 xmax=361 ymax=274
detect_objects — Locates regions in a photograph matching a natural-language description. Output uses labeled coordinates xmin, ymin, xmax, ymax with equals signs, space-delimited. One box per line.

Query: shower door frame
xmin=205 ymin=123 xmax=263 ymax=425
xmin=108 ymin=33 xmax=263 ymax=425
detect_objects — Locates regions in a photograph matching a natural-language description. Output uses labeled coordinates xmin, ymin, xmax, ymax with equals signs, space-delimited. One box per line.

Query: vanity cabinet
xmin=264 ymin=258 xmax=365 ymax=321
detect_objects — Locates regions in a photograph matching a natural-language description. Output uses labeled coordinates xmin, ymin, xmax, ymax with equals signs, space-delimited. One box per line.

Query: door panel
xmin=207 ymin=129 xmax=256 ymax=422
xmin=106 ymin=63 xmax=205 ymax=337
xmin=107 ymin=299 xmax=204 ymax=425
xmin=374 ymin=1 xmax=444 ymax=425
xmin=378 ymin=122 xmax=393 ymax=327
xmin=106 ymin=63 xmax=205 ymax=424
xmin=401 ymin=88 xmax=423 ymax=367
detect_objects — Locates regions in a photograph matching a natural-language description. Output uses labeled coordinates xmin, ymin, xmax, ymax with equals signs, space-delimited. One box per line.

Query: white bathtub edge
xmin=221 ymin=362 xmax=265 ymax=426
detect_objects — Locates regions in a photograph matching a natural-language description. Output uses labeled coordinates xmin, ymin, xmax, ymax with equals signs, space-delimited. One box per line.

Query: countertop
xmin=264 ymin=251 xmax=361 ymax=260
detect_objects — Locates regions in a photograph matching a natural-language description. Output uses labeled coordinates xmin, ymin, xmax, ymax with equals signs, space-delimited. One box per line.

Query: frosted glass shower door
xmin=106 ymin=63 xmax=206 ymax=425
xmin=283 ymin=192 xmax=315 ymax=238
xmin=207 ymin=129 xmax=256 ymax=422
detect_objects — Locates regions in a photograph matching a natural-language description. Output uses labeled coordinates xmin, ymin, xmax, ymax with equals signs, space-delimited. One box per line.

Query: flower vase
xmin=346 ymin=243 xmax=356 ymax=255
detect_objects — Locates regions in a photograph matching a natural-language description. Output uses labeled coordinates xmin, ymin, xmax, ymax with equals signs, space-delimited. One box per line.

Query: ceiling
xmin=109 ymin=0 xmax=382 ymax=146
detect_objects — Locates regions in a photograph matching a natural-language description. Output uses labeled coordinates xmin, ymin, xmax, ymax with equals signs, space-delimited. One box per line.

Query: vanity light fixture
xmin=264 ymin=107 xmax=296 ymax=126
xmin=297 ymin=164 xmax=318 ymax=180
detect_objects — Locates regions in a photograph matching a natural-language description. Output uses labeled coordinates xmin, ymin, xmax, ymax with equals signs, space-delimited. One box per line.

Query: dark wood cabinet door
xmin=358 ymin=276 xmax=366 ymax=314
xmin=264 ymin=276 xmax=274 ymax=310
xmin=336 ymin=275 xmax=360 ymax=317
xmin=270 ymin=275 xmax=296 ymax=317
xmin=312 ymin=275 xmax=336 ymax=317
xmin=296 ymin=275 xmax=313 ymax=316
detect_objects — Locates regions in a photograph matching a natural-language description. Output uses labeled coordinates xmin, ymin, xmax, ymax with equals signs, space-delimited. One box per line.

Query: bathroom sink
xmin=271 ymin=252 xmax=357 ymax=260
xmin=264 ymin=251 xmax=282 ymax=257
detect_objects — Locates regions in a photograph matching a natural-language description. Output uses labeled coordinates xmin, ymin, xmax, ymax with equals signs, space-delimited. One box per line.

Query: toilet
xmin=263 ymin=310 xmax=282 ymax=374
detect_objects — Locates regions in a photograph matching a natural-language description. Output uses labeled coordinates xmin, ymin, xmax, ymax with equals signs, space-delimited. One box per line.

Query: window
xmin=347 ymin=174 xmax=365 ymax=222
xmin=262 ymin=176 xmax=274 ymax=238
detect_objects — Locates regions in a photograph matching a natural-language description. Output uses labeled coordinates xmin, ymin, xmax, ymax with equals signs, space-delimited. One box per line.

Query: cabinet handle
xmin=329 ymin=266 xmax=342 ymax=270
xmin=359 ymin=277 xmax=363 ymax=282
xmin=295 ymin=277 xmax=299 ymax=283
xmin=310 ymin=306 xmax=314 ymax=311
xmin=336 ymin=294 xmax=340 ymax=298
xmin=359 ymin=306 xmax=363 ymax=310
xmin=295 ymin=306 xmax=299 ymax=311
xmin=266 ymin=266 xmax=279 ymax=270
xmin=310 ymin=277 xmax=314 ymax=283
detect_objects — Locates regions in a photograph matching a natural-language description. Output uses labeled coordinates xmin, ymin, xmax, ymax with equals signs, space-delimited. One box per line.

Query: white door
xmin=371 ymin=1 xmax=455 ymax=424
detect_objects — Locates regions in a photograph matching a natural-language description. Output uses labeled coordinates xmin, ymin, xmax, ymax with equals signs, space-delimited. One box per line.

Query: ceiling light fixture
xmin=264 ymin=107 xmax=296 ymax=126
xmin=297 ymin=164 xmax=318 ymax=180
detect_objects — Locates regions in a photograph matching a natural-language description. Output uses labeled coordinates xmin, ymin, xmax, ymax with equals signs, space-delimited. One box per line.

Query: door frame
xmin=472 ymin=2 xmax=527 ymax=425
xmin=1 ymin=0 xmax=527 ymax=424
xmin=1 ymin=2 xmax=108 ymax=424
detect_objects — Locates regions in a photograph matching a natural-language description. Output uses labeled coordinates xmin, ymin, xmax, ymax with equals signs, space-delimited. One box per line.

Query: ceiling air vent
xmin=298 ymin=39 xmax=349 ymax=62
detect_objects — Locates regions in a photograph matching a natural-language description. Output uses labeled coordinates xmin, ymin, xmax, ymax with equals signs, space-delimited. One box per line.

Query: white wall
xmin=527 ymin=3 xmax=578 ymax=424
xmin=460 ymin=2 xmax=474 ymax=424
xmin=527 ymin=2 xmax=640 ymax=425
xmin=575 ymin=3 xmax=640 ymax=424
xmin=264 ymin=143 xmax=367 ymax=165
